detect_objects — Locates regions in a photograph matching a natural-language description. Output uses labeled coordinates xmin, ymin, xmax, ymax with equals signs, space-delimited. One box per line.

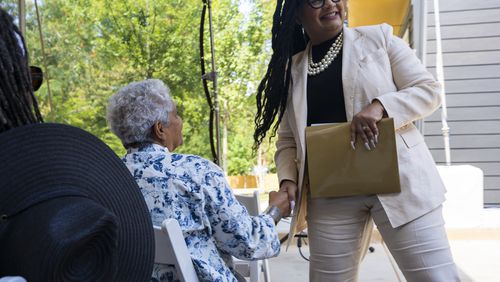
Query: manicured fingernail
xmin=351 ymin=141 xmax=356 ymax=150
xmin=364 ymin=142 xmax=371 ymax=151
xmin=370 ymin=139 xmax=376 ymax=149
xmin=375 ymin=134 xmax=379 ymax=144
xmin=290 ymin=200 xmax=295 ymax=211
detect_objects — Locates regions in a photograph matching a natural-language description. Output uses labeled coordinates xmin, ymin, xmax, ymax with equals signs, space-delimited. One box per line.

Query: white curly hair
xmin=107 ymin=79 xmax=174 ymax=148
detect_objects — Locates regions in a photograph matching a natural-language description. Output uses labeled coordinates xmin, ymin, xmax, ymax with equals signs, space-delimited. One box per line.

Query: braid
xmin=0 ymin=8 xmax=43 ymax=133
xmin=253 ymin=0 xmax=306 ymax=149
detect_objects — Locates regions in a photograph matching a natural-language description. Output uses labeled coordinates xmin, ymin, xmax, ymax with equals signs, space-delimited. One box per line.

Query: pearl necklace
xmin=308 ymin=32 xmax=343 ymax=76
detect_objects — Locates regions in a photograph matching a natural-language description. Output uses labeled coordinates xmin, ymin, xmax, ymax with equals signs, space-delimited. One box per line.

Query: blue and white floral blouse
xmin=123 ymin=143 xmax=280 ymax=282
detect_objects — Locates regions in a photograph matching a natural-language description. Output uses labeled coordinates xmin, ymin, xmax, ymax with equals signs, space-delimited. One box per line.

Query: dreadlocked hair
xmin=0 ymin=8 xmax=43 ymax=133
xmin=253 ymin=0 xmax=306 ymax=150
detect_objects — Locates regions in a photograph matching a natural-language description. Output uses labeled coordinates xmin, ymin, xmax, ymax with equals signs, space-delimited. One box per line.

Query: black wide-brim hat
xmin=0 ymin=123 xmax=154 ymax=282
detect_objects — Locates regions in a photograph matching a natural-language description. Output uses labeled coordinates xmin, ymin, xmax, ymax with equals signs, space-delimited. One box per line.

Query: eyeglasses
xmin=306 ymin=0 xmax=341 ymax=9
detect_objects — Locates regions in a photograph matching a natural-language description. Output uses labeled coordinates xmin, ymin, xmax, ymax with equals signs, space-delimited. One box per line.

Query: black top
xmin=307 ymin=33 xmax=347 ymax=126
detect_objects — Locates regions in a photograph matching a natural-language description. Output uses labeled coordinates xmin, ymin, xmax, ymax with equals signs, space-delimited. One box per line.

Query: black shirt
xmin=307 ymin=33 xmax=347 ymax=126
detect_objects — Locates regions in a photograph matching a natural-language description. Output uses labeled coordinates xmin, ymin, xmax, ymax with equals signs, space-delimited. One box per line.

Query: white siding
xmin=424 ymin=0 xmax=500 ymax=206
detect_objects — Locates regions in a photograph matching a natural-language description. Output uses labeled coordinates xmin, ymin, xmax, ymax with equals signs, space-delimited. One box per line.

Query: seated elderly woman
xmin=107 ymin=79 xmax=290 ymax=282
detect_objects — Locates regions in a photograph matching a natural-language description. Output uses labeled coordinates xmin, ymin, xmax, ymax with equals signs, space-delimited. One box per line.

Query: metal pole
xmin=18 ymin=0 xmax=26 ymax=36
xmin=412 ymin=0 xmax=427 ymax=133
xmin=206 ymin=0 xmax=222 ymax=168
xmin=433 ymin=0 xmax=451 ymax=165
xmin=34 ymin=0 xmax=54 ymax=116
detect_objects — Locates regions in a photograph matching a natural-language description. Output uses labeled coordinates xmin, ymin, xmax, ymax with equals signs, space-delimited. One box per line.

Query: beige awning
xmin=348 ymin=0 xmax=411 ymax=37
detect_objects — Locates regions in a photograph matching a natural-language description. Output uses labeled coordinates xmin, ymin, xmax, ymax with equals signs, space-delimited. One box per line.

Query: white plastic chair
xmin=153 ymin=219 xmax=199 ymax=282
xmin=234 ymin=190 xmax=272 ymax=282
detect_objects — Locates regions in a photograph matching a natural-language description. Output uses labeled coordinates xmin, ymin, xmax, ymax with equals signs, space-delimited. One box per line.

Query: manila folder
xmin=305 ymin=118 xmax=401 ymax=198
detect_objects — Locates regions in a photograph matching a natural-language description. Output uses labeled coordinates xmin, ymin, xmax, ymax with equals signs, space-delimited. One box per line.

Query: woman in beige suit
xmin=253 ymin=0 xmax=460 ymax=281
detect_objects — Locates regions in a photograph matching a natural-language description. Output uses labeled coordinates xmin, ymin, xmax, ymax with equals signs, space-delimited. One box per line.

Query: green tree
xmin=1 ymin=0 xmax=277 ymax=175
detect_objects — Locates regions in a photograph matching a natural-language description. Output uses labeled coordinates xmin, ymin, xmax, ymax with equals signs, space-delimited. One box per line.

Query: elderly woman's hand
xmin=350 ymin=100 xmax=386 ymax=150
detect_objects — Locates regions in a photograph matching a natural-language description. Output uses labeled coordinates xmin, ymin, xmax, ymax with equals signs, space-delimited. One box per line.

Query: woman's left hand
xmin=350 ymin=100 xmax=386 ymax=150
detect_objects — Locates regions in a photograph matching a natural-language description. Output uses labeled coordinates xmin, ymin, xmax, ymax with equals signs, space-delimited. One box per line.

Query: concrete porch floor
xmin=264 ymin=209 xmax=500 ymax=282
xmin=267 ymin=238 xmax=500 ymax=281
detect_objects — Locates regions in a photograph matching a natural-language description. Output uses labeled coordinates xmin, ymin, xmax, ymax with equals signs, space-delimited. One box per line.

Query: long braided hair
xmin=253 ymin=0 xmax=307 ymax=149
xmin=0 ymin=8 xmax=43 ymax=132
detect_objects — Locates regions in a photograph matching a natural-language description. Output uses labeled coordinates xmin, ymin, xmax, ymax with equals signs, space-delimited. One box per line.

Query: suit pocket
xmin=358 ymin=47 xmax=392 ymax=88
xmin=356 ymin=47 xmax=394 ymax=100
xmin=398 ymin=127 xmax=425 ymax=148
xmin=359 ymin=48 xmax=387 ymax=66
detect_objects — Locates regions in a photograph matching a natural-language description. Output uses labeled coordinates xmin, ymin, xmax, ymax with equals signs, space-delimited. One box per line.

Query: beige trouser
xmin=307 ymin=195 xmax=460 ymax=282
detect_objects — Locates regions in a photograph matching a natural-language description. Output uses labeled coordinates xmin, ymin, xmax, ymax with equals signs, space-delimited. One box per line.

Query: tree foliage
xmin=1 ymin=0 xmax=276 ymax=175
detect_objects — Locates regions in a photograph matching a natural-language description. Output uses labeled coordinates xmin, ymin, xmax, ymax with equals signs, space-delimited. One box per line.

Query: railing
xmin=226 ymin=174 xmax=279 ymax=191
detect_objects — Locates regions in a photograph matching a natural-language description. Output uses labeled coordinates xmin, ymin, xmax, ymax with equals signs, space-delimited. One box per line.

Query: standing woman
xmin=254 ymin=0 xmax=460 ymax=281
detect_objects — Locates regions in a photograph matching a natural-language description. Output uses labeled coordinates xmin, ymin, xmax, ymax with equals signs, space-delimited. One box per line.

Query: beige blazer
xmin=275 ymin=24 xmax=446 ymax=235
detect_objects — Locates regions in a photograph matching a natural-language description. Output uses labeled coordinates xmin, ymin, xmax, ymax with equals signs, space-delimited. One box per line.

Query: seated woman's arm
xmin=201 ymin=161 xmax=281 ymax=261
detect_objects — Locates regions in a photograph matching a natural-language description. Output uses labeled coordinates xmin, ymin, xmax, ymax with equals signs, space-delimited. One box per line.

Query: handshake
xmin=266 ymin=180 xmax=298 ymax=224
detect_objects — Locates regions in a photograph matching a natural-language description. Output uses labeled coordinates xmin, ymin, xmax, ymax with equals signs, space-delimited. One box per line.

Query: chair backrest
xmin=235 ymin=190 xmax=260 ymax=216
xmin=233 ymin=190 xmax=272 ymax=282
xmin=154 ymin=219 xmax=199 ymax=282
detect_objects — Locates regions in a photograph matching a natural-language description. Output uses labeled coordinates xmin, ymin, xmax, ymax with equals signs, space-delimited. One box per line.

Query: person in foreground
xmin=253 ymin=0 xmax=460 ymax=281
xmin=0 ymin=8 xmax=154 ymax=282
xmin=107 ymin=79 xmax=290 ymax=282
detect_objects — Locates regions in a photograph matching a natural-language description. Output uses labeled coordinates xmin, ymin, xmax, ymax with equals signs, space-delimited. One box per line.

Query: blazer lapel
xmin=342 ymin=27 xmax=364 ymax=121
xmin=291 ymin=44 xmax=310 ymax=153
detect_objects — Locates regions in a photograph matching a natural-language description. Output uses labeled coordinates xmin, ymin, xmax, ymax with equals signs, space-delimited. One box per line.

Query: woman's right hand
xmin=268 ymin=191 xmax=291 ymax=217
xmin=279 ymin=180 xmax=298 ymax=211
